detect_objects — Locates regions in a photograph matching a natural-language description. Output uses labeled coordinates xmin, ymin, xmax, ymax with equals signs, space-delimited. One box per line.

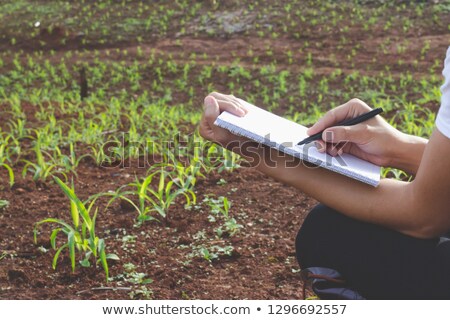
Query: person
xmin=198 ymin=46 xmax=450 ymax=299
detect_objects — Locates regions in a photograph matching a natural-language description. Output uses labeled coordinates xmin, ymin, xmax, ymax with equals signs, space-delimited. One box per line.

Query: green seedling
xmin=88 ymin=144 xmax=114 ymax=166
xmin=0 ymin=134 xmax=21 ymax=165
xmin=110 ymin=173 xmax=160 ymax=224
xmin=203 ymin=144 xmax=242 ymax=173
xmin=0 ymin=163 xmax=15 ymax=188
xmin=0 ymin=199 xmax=9 ymax=210
xmin=56 ymin=143 xmax=90 ymax=174
xmin=22 ymin=134 xmax=65 ymax=182
xmin=111 ymin=164 xmax=196 ymax=224
xmin=171 ymin=158 xmax=203 ymax=192
xmin=205 ymin=196 xmax=243 ymax=237
xmin=34 ymin=177 xmax=119 ymax=281
xmin=199 ymin=247 xmax=218 ymax=262
xmin=199 ymin=245 xmax=234 ymax=262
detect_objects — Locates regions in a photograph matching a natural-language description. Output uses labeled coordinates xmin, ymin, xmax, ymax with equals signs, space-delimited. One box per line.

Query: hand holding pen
xmin=298 ymin=108 xmax=383 ymax=146
xmin=302 ymin=99 xmax=409 ymax=168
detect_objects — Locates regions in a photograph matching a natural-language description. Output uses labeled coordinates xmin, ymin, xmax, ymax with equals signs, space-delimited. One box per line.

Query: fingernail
xmin=314 ymin=141 xmax=324 ymax=152
xmin=323 ymin=130 xmax=332 ymax=142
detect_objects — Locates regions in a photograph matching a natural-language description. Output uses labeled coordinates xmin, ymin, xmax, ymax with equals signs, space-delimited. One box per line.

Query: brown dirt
xmin=0 ymin=163 xmax=316 ymax=299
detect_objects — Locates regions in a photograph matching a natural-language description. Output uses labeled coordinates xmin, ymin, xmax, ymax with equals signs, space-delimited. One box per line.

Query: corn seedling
xmin=171 ymin=159 xmax=203 ymax=192
xmin=55 ymin=143 xmax=90 ymax=175
xmin=0 ymin=134 xmax=21 ymax=165
xmin=109 ymin=164 xmax=196 ymax=224
xmin=34 ymin=177 xmax=119 ymax=280
xmin=0 ymin=163 xmax=15 ymax=188
xmin=88 ymin=144 xmax=114 ymax=166
xmin=144 ymin=165 xmax=196 ymax=219
xmin=108 ymin=174 xmax=160 ymax=225
xmin=203 ymin=143 xmax=243 ymax=173
xmin=22 ymin=134 xmax=65 ymax=182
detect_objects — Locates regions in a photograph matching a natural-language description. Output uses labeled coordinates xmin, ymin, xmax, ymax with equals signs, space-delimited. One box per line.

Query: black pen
xmin=297 ymin=107 xmax=384 ymax=146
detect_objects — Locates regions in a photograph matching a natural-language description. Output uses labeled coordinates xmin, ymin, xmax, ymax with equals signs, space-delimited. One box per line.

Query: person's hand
xmin=308 ymin=98 xmax=405 ymax=167
xmin=199 ymin=92 xmax=248 ymax=147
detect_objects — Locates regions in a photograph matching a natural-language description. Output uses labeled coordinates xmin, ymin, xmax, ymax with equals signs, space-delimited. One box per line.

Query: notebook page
xmin=215 ymin=100 xmax=381 ymax=186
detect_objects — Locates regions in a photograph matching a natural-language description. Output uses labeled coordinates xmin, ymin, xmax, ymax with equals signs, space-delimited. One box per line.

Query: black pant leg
xmin=295 ymin=204 xmax=450 ymax=299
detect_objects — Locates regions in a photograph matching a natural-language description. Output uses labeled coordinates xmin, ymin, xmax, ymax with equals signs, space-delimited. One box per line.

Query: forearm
xmin=230 ymin=137 xmax=426 ymax=238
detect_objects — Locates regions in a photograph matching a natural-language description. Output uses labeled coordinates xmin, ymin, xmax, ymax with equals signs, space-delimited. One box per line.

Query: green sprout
xmin=34 ymin=177 xmax=119 ymax=281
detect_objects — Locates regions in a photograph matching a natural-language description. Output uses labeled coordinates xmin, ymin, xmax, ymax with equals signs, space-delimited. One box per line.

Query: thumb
xmin=203 ymin=95 xmax=220 ymax=127
xmin=322 ymin=125 xmax=368 ymax=144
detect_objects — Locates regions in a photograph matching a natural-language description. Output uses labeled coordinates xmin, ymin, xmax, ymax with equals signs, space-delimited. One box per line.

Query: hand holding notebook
xmin=213 ymin=98 xmax=381 ymax=186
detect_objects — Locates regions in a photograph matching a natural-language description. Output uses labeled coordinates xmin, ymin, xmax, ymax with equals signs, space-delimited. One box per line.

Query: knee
xmin=295 ymin=204 xmax=345 ymax=268
xmin=295 ymin=204 xmax=330 ymax=268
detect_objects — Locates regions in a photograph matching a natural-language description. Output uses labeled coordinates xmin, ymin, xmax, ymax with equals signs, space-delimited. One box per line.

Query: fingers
xmin=216 ymin=99 xmax=246 ymax=116
xmin=202 ymin=93 xmax=249 ymax=134
xmin=209 ymin=92 xmax=239 ymax=105
xmin=326 ymin=142 xmax=346 ymax=157
xmin=307 ymin=98 xmax=372 ymax=135
xmin=201 ymin=95 xmax=244 ymax=145
xmin=314 ymin=139 xmax=346 ymax=156
xmin=322 ymin=123 xmax=370 ymax=144
xmin=204 ymin=95 xmax=247 ymax=118
xmin=208 ymin=92 xmax=248 ymax=115
xmin=314 ymin=124 xmax=369 ymax=157
xmin=314 ymin=140 xmax=326 ymax=153
xmin=314 ymin=123 xmax=369 ymax=156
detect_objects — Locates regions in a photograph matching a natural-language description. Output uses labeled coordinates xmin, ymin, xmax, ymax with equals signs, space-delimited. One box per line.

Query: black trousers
xmin=295 ymin=204 xmax=450 ymax=299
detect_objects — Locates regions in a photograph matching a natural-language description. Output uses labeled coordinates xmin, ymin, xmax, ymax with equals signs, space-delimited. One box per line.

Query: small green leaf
xmin=0 ymin=163 xmax=15 ymax=187
xmin=70 ymin=200 xmax=79 ymax=229
xmin=106 ymin=253 xmax=120 ymax=261
xmin=54 ymin=177 xmax=92 ymax=230
xmin=52 ymin=244 xmax=68 ymax=270
xmin=80 ymin=258 xmax=91 ymax=267
xmin=68 ymin=231 xmax=76 ymax=272
xmin=142 ymin=279 xmax=153 ymax=285
xmin=50 ymin=228 xmax=62 ymax=250
xmin=223 ymin=197 xmax=229 ymax=213
xmin=98 ymin=239 xmax=109 ymax=281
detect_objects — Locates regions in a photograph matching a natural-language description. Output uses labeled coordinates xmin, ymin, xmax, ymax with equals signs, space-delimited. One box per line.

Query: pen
xmin=297 ymin=107 xmax=384 ymax=146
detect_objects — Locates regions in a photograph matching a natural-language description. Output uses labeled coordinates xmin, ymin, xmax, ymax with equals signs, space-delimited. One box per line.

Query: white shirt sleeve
xmin=435 ymin=46 xmax=450 ymax=139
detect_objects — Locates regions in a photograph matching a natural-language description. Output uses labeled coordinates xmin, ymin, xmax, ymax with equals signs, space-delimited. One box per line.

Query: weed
xmin=204 ymin=196 xmax=243 ymax=237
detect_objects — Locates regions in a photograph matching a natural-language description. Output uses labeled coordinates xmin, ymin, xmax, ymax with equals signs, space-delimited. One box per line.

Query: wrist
xmin=390 ymin=132 xmax=428 ymax=175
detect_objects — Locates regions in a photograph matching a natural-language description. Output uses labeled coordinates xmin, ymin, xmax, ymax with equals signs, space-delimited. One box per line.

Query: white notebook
xmin=214 ymin=99 xmax=381 ymax=186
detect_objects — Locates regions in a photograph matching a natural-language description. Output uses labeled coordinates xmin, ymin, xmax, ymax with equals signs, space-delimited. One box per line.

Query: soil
xmin=0 ymin=163 xmax=316 ymax=299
